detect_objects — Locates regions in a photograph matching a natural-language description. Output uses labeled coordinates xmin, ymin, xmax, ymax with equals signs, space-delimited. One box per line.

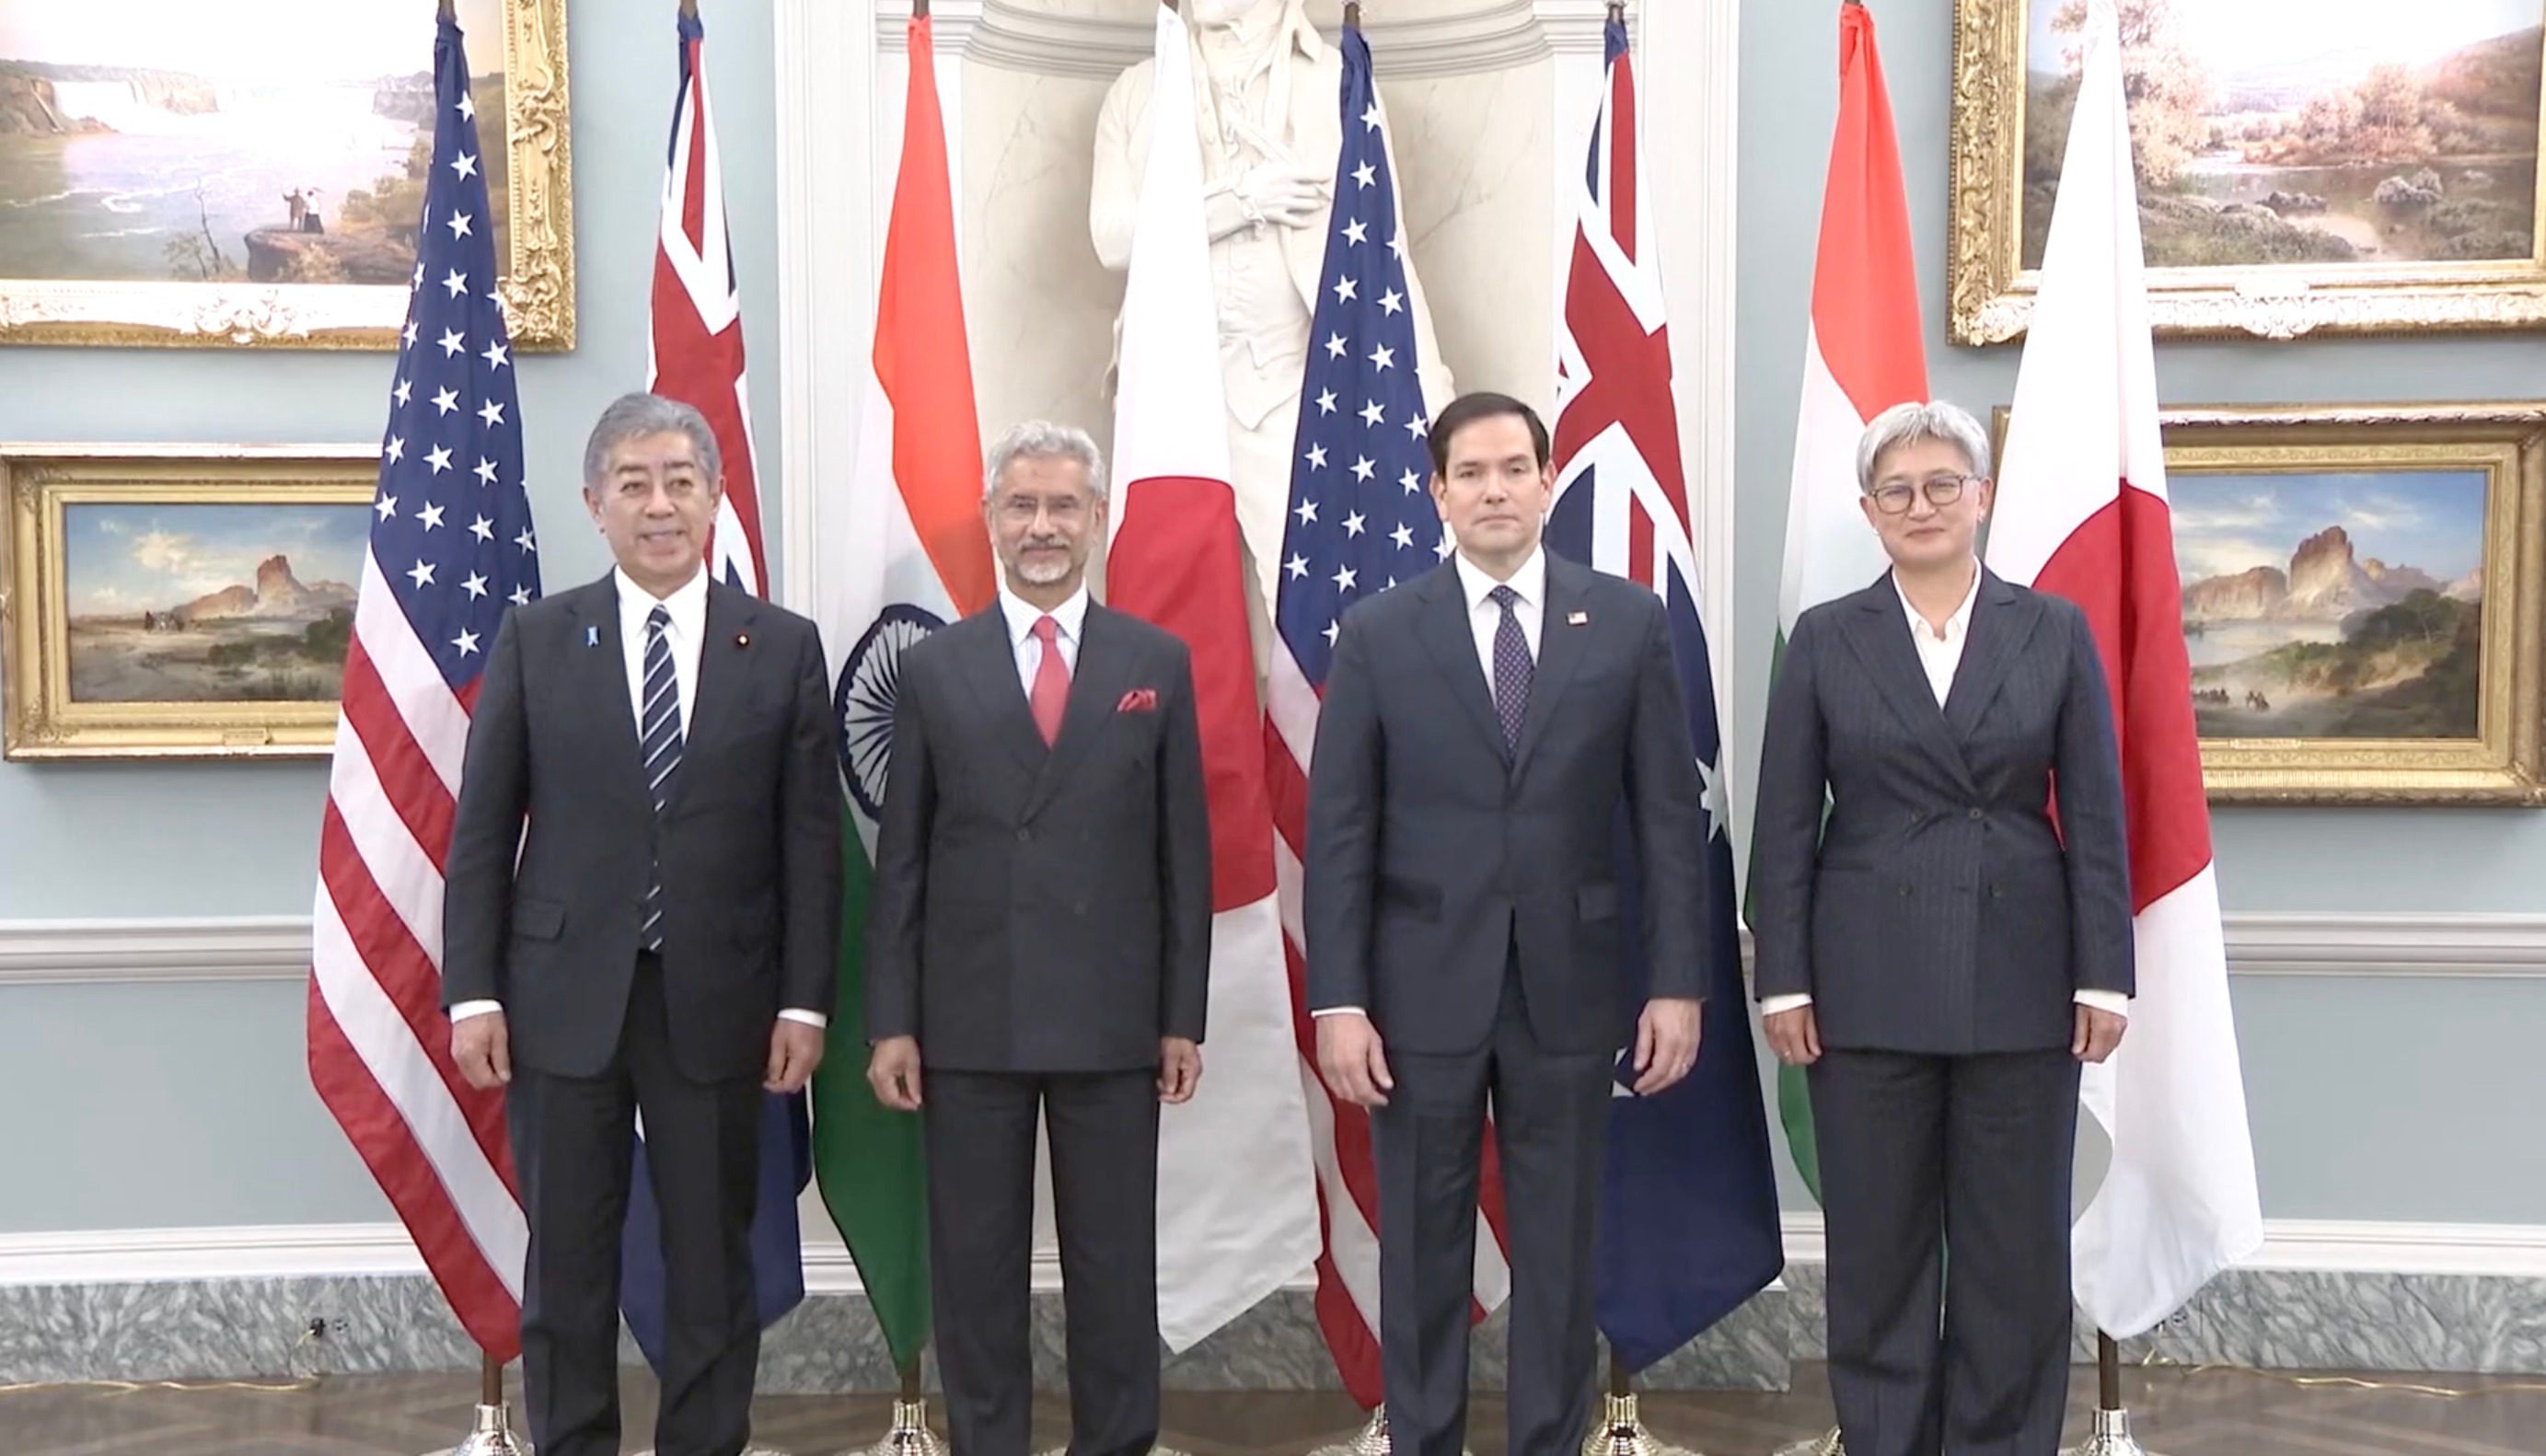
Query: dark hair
xmin=1427 ymin=391 xmax=1550 ymax=478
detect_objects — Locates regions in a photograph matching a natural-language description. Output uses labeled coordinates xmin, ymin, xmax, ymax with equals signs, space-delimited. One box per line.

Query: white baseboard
xmin=9 ymin=911 xmax=2546 ymax=986
xmin=1774 ymin=1212 xmax=2546 ymax=1279
xmin=8 ymin=1217 xmax=2543 ymax=1291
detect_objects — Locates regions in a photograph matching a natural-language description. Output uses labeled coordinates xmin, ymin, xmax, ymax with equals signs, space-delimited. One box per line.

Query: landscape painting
xmin=62 ymin=503 xmax=365 ymax=704
xmin=0 ymin=0 xmax=571 ymax=349
xmin=5 ymin=445 xmax=376 ymax=759
xmin=2023 ymin=0 xmax=2541 ymax=272
xmin=1950 ymin=0 xmax=2546 ymax=341
xmin=2174 ymin=471 xmax=2487 ymax=740
xmin=2154 ymin=405 xmax=2546 ymax=806
xmin=0 ymin=0 xmax=509 ymax=289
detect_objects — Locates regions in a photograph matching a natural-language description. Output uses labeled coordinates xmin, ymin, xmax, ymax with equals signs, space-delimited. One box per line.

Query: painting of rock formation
xmin=2173 ymin=470 xmax=2489 ymax=739
xmin=63 ymin=502 xmax=366 ymax=703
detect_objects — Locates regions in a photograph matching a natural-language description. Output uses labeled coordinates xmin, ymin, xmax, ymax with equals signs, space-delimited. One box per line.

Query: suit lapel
xmin=572 ymin=577 xmax=648 ymax=802
xmin=664 ymin=584 xmax=758 ymax=814
xmin=1942 ymin=572 xmax=2037 ymax=739
xmin=1024 ymin=604 xmax=1140 ymax=821
xmin=1836 ymin=574 xmax=1979 ymax=795
xmin=1413 ymin=565 xmax=1508 ymax=759
xmin=1510 ymin=555 xmax=1591 ymax=780
xmin=951 ymin=609 xmax=1052 ymax=779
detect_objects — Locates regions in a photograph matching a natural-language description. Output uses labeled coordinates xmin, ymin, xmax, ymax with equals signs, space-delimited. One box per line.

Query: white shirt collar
xmin=1892 ymin=564 xmax=1982 ymax=644
xmin=997 ymin=582 xmax=1091 ymax=647
xmin=1453 ymin=546 xmax=1547 ymax=616
xmin=615 ymin=564 xmax=711 ymax=637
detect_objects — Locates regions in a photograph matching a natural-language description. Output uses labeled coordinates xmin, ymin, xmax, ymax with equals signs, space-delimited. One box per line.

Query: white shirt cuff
xmin=2074 ymin=988 xmax=2129 ymax=1016
xmin=1311 ymin=1006 xmax=1366 ymax=1018
xmin=778 ymin=1009 xmax=829 ymax=1030
xmin=1758 ymin=993 xmax=1812 ymax=1016
xmin=448 ymin=1000 xmax=503 ymax=1023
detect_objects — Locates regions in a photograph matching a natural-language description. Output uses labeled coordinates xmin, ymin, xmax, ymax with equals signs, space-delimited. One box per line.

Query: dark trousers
xmin=923 ymin=1068 xmax=1161 ymax=1456
xmin=507 ymin=955 xmax=764 ymax=1456
xmin=1810 ymin=1047 xmax=2082 ymax=1456
xmin=1373 ymin=960 xmax=1614 ymax=1456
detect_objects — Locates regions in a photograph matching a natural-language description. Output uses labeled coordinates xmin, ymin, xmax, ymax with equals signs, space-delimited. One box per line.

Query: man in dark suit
xmin=1305 ymin=392 xmax=1711 ymax=1456
xmin=862 ymin=421 xmax=1212 ymax=1456
xmin=444 ymin=392 xmax=841 ymax=1456
xmin=1751 ymin=399 xmax=2133 ymax=1456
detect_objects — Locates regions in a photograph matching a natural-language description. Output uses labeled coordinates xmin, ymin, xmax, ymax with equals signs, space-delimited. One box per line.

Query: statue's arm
xmin=1092 ymin=61 xmax=1292 ymax=273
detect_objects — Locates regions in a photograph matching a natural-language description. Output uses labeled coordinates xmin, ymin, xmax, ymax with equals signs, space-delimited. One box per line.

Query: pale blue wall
xmin=0 ymin=0 xmax=784 ymax=1230
xmin=1736 ymin=0 xmax=2546 ymax=1221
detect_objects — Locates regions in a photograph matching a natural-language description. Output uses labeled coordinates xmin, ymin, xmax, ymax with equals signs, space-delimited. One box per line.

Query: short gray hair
xmin=1856 ymin=399 xmax=1991 ymax=492
xmin=984 ymin=420 xmax=1106 ymax=502
xmin=583 ymin=392 xmax=722 ymax=491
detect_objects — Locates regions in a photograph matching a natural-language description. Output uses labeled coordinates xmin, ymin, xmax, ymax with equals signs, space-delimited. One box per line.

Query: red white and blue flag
xmin=307 ymin=9 xmax=536 ymax=1362
xmin=1543 ymin=15 xmax=1784 ymax=1371
xmin=1264 ymin=21 xmax=1511 ymax=1405
xmin=619 ymin=6 xmax=810 ymax=1368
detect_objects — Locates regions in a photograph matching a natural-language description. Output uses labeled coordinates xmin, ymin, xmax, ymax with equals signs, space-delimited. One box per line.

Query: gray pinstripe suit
xmin=1752 ymin=569 xmax=2132 ymax=1456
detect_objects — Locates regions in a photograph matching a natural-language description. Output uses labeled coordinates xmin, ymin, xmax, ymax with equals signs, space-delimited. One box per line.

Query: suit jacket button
xmin=1968 ymin=806 xmax=1985 ymax=820
xmin=1016 ymin=826 xmax=1032 ymax=843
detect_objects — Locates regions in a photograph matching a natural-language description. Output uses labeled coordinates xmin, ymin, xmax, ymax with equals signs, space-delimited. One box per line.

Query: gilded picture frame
xmin=0 ymin=0 xmax=572 ymax=350
xmin=1950 ymin=0 xmax=2546 ymax=342
xmin=3 ymin=444 xmax=378 ymax=759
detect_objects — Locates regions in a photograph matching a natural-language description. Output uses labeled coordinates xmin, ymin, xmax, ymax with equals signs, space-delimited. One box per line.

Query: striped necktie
xmin=639 ymin=605 xmax=683 ymax=952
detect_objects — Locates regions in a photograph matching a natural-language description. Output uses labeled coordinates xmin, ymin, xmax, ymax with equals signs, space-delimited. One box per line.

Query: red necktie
xmin=1029 ymin=615 xmax=1070 ymax=746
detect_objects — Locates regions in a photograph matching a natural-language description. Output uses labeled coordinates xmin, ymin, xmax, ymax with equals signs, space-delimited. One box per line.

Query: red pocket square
xmin=1117 ymin=688 xmax=1159 ymax=713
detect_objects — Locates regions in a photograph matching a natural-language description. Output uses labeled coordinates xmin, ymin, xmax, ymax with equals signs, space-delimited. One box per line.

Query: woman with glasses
xmin=1751 ymin=399 xmax=2134 ymax=1456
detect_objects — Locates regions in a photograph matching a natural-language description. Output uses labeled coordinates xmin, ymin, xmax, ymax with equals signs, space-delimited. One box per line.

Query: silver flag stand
xmin=1580 ymin=1354 xmax=1695 ymax=1456
xmin=1772 ymin=1428 xmax=1844 ymax=1456
xmin=2060 ymin=1335 xmax=2157 ymax=1456
xmin=850 ymin=1368 xmax=946 ymax=1456
xmin=426 ymin=1358 xmax=531 ymax=1456
xmin=1309 ymin=1408 xmax=1395 ymax=1456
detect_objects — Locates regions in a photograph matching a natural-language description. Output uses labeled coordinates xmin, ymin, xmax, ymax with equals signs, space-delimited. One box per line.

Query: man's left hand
xmin=766 ymin=1020 xmax=826 ymax=1093
xmin=1158 ymin=1037 xmax=1203 ymax=1104
xmin=1632 ymin=997 xmax=1703 ymax=1096
xmin=2073 ymin=1006 xmax=2127 ymax=1065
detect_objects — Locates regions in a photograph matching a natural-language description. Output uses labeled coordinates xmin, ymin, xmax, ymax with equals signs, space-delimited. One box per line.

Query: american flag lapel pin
xmin=1568 ymin=610 xmax=1589 ymax=625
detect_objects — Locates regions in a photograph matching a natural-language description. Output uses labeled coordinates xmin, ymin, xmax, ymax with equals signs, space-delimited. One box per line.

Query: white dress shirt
xmin=1759 ymin=565 xmax=2126 ymax=1022
xmin=997 ymin=583 xmax=1090 ymax=697
xmin=1316 ymin=549 xmax=1547 ymax=1022
xmin=453 ymin=566 xmax=827 ymax=1030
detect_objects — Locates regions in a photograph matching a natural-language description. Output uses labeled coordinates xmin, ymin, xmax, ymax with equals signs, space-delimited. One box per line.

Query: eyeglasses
xmin=1868 ymin=474 xmax=1978 ymax=515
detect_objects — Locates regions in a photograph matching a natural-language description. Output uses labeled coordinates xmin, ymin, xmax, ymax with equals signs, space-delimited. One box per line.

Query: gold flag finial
xmin=679 ymin=0 xmax=699 ymax=18
xmin=437 ymin=0 xmax=456 ymax=21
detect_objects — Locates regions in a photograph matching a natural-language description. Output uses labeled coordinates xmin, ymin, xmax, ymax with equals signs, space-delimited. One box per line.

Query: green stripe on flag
xmin=810 ymin=815 xmax=931 ymax=1374
xmin=1746 ymin=630 xmax=1824 ymax=1205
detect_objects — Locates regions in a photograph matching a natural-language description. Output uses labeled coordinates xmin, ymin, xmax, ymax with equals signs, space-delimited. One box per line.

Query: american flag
xmin=1544 ymin=15 xmax=1781 ymax=1371
xmin=1263 ymin=22 xmax=1510 ymax=1407
xmin=307 ymin=11 xmax=537 ymax=1362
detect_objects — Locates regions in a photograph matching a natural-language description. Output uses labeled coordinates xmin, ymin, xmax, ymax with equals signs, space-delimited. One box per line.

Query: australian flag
xmin=1545 ymin=17 xmax=1784 ymax=1371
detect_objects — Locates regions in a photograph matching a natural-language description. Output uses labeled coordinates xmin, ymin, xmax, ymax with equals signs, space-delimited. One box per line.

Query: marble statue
xmin=1092 ymin=0 xmax=1454 ymax=613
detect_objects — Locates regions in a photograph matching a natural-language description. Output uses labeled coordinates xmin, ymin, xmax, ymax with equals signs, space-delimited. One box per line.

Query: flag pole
xmin=1582 ymin=1347 xmax=1699 ymax=1456
xmin=423 ymin=1353 xmax=528 ymax=1456
xmin=2058 ymin=1333 xmax=2158 ymax=1456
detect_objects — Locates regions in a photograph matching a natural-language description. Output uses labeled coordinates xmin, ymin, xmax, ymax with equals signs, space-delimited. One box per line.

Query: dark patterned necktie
xmin=639 ymin=606 xmax=684 ymax=951
xmin=1489 ymin=584 xmax=1532 ymax=752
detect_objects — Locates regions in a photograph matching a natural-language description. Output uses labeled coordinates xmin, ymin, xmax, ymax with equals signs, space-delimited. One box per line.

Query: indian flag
xmin=809 ymin=12 xmax=992 ymax=1376
xmin=1758 ymin=0 xmax=1928 ymax=1196
xmin=1985 ymin=0 xmax=2262 ymax=1337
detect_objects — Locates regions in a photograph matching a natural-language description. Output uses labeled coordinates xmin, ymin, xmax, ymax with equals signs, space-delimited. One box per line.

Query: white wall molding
xmin=13 ymin=1217 xmax=2543 ymax=1291
xmin=20 ymin=911 xmax=2543 ymax=988
xmin=0 ymin=917 xmax=310 ymax=987
xmin=967 ymin=0 xmax=1553 ymax=81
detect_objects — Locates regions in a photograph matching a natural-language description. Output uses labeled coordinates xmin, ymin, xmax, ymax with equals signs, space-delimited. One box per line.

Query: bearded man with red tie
xmin=862 ymin=421 xmax=1214 ymax=1456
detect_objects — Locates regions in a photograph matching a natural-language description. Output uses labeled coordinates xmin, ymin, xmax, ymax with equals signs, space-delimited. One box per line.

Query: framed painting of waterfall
xmin=2160 ymin=404 xmax=2546 ymax=804
xmin=3 ymin=444 xmax=376 ymax=759
xmin=0 ymin=0 xmax=571 ymax=350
